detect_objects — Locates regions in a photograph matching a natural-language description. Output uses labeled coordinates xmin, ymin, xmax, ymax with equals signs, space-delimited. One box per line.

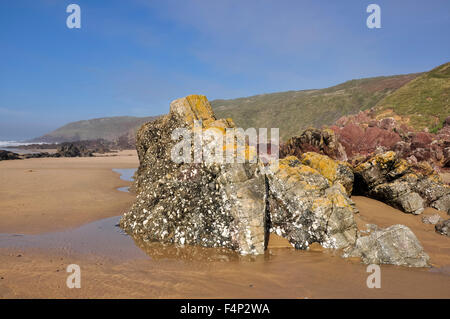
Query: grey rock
xmin=422 ymin=214 xmax=443 ymax=225
xmin=435 ymin=219 xmax=450 ymax=237
xmin=120 ymin=95 xmax=267 ymax=255
xmin=265 ymin=156 xmax=358 ymax=250
xmin=354 ymin=151 xmax=450 ymax=214
xmin=345 ymin=224 xmax=430 ymax=267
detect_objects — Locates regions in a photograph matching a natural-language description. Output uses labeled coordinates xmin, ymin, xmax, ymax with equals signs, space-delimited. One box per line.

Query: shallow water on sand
xmin=0 ymin=168 xmax=141 ymax=258
xmin=113 ymin=168 xmax=136 ymax=192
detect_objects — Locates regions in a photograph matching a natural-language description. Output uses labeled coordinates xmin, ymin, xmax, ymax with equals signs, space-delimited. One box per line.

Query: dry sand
xmin=0 ymin=154 xmax=449 ymax=298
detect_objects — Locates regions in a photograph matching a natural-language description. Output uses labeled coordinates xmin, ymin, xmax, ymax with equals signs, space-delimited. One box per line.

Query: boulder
xmin=0 ymin=150 xmax=20 ymax=161
xmin=435 ymin=219 xmax=450 ymax=237
xmin=353 ymin=151 xmax=450 ymax=214
xmin=120 ymin=95 xmax=267 ymax=255
xmin=344 ymin=224 xmax=430 ymax=267
xmin=422 ymin=213 xmax=443 ymax=225
xmin=265 ymin=156 xmax=358 ymax=250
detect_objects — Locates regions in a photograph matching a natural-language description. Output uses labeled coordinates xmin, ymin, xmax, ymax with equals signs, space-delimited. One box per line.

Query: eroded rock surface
xmin=332 ymin=111 xmax=450 ymax=171
xmin=120 ymin=95 xmax=267 ymax=255
xmin=344 ymin=224 xmax=430 ymax=267
xmin=353 ymin=151 xmax=450 ymax=214
xmin=265 ymin=156 xmax=358 ymax=250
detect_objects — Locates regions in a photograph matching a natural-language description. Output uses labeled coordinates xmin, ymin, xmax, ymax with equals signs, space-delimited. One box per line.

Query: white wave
xmin=0 ymin=141 xmax=49 ymax=147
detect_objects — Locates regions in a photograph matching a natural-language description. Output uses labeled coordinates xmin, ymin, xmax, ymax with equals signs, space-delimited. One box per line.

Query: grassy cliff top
xmin=375 ymin=62 xmax=450 ymax=131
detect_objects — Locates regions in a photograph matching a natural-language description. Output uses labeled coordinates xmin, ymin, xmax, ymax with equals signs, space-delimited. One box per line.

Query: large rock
xmin=121 ymin=95 xmax=362 ymax=256
xmin=344 ymin=224 xmax=430 ymax=267
xmin=120 ymin=95 xmax=267 ymax=255
xmin=265 ymin=156 xmax=358 ymax=250
xmin=354 ymin=151 xmax=450 ymax=214
xmin=121 ymin=95 xmax=431 ymax=266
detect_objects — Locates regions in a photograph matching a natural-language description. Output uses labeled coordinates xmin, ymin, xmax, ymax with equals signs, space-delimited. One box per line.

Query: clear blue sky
xmin=1 ymin=0 xmax=449 ymax=140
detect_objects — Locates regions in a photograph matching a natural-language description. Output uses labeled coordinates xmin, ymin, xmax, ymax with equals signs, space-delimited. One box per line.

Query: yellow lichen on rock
xmin=354 ymin=151 xmax=397 ymax=173
xmin=300 ymin=152 xmax=339 ymax=183
xmin=299 ymin=152 xmax=354 ymax=195
xmin=170 ymin=94 xmax=216 ymax=127
xmin=273 ymin=156 xmax=327 ymax=187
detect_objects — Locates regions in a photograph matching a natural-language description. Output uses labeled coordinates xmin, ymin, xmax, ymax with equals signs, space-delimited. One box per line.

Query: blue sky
xmin=0 ymin=0 xmax=449 ymax=140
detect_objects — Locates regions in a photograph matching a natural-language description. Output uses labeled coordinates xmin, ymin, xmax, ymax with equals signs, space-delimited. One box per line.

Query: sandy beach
xmin=0 ymin=154 xmax=449 ymax=298
xmin=0 ymin=151 xmax=138 ymax=234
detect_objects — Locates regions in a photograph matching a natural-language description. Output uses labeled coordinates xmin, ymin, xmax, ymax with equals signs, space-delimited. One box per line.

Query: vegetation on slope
xmin=212 ymin=74 xmax=418 ymax=141
xmin=375 ymin=62 xmax=450 ymax=131
xmin=33 ymin=116 xmax=158 ymax=143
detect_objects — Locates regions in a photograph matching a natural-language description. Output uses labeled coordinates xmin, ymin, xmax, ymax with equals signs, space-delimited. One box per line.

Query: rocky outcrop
xmin=56 ymin=143 xmax=93 ymax=157
xmin=332 ymin=112 xmax=450 ymax=171
xmin=121 ymin=95 xmax=433 ymax=268
xmin=344 ymin=224 xmax=430 ymax=267
xmin=353 ymin=151 xmax=450 ymax=214
xmin=280 ymin=127 xmax=348 ymax=161
xmin=266 ymin=156 xmax=358 ymax=250
xmin=0 ymin=150 xmax=20 ymax=161
xmin=435 ymin=219 xmax=450 ymax=237
xmin=121 ymin=95 xmax=361 ymax=256
xmin=121 ymin=95 xmax=267 ymax=255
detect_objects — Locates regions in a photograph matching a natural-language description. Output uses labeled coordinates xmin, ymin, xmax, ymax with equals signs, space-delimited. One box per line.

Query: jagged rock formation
xmin=353 ymin=151 xmax=450 ymax=214
xmin=331 ymin=111 xmax=450 ymax=171
xmin=121 ymin=95 xmax=360 ymax=256
xmin=344 ymin=224 xmax=430 ymax=267
xmin=266 ymin=156 xmax=358 ymax=250
xmin=121 ymin=95 xmax=267 ymax=255
xmin=121 ymin=95 xmax=434 ymax=267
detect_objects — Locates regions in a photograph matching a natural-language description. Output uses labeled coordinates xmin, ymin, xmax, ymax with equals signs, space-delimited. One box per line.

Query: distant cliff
xmin=31 ymin=116 xmax=159 ymax=143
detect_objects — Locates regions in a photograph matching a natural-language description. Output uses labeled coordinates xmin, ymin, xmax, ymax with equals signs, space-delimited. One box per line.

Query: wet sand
xmin=0 ymin=151 xmax=138 ymax=234
xmin=1 ymin=242 xmax=449 ymax=298
xmin=0 ymin=155 xmax=449 ymax=298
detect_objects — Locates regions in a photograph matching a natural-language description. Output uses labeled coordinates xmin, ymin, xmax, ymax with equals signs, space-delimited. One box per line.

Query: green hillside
xmin=211 ymin=73 xmax=418 ymax=141
xmin=33 ymin=116 xmax=159 ymax=143
xmin=375 ymin=62 xmax=450 ymax=131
